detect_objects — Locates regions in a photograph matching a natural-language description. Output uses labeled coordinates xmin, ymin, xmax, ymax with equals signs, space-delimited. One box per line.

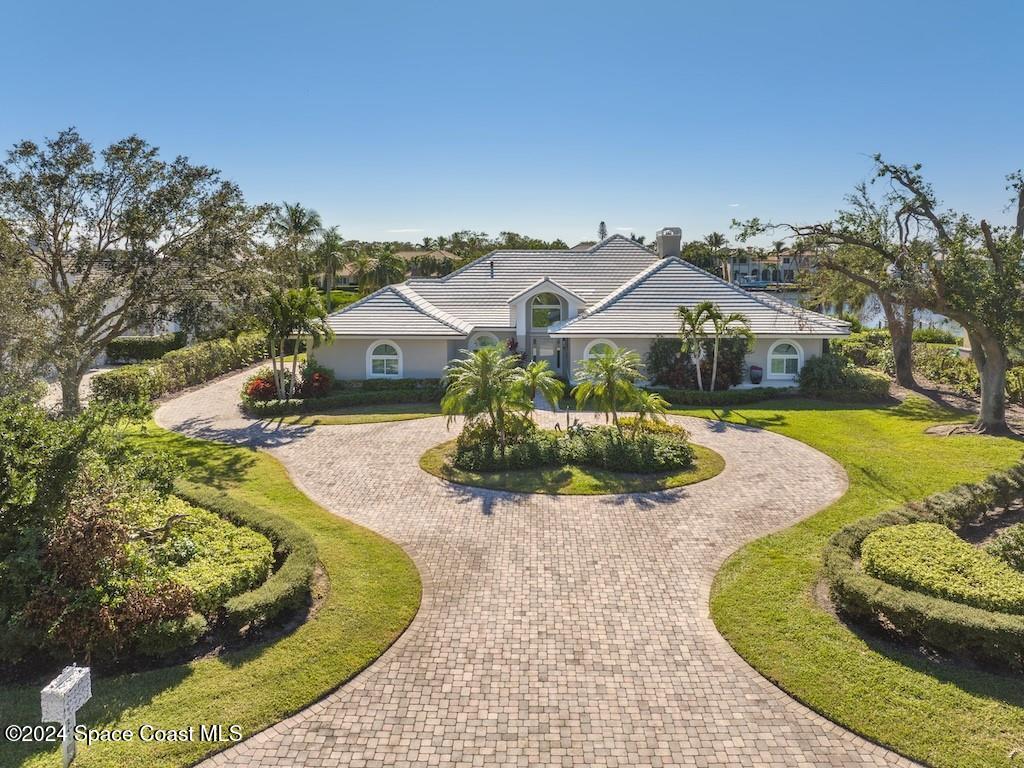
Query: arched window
xmin=530 ymin=292 xmax=563 ymax=330
xmin=469 ymin=333 xmax=500 ymax=351
xmin=367 ymin=340 xmax=402 ymax=378
xmin=583 ymin=339 xmax=617 ymax=360
xmin=767 ymin=340 xmax=802 ymax=378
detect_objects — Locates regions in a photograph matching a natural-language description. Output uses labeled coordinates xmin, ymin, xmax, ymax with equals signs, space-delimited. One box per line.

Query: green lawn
xmin=274 ymin=402 xmax=441 ymax=426
xmin=0 ymin=423 xmax=421 ymax=768
xmin=672 ymin=396 xmax=1024 ymax=768
xmin=420 ymin=438 xmax=724 ymax=495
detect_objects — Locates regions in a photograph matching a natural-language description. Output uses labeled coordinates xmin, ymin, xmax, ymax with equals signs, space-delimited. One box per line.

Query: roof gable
xmin=552 ymin=257 xmax=850 ymax=337
xmin=325 ymin=284 xmax=470 ymax=337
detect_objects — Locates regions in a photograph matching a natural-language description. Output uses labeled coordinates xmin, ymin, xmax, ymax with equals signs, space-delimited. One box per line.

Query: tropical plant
xmin=262 ymin=288 xmax=332 ymax=400
xmin=706 ymin=307 xmax=753 ymax=392
xmin=442 ymin=346 xmax=532 ymax=453
xmin=316 ymin=226 xmax=345 ymax=310
xmin=677 ymin=302 xmax=715 ymax=391
xmin=571 ymin=347 xmax=643 ymax=433
xmin=629 ymin=390 xmax=669 ymax=438
xmin=519 ymin=360 xmax=565 ymax=412
xmin=704 ymin=232 xmax=730 ymax=280
xmin=268 ymin=202 xmax=323 ymax=287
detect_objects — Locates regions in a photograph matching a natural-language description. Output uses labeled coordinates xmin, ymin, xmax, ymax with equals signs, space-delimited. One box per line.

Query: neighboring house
xmin=728 ymin=248 xmax=813 ymax=288
xmin=335 ymin=249 xmax=458 ymax=287
xmin=312 ymin=231 xmax=849 ymax=385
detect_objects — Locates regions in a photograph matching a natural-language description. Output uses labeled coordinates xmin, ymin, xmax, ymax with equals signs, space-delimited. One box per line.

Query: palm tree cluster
xmin=677 ymin=301 xmax=752 ymax=391
xmin=571 ymin=348 xmax=668 ymax=434
xmin=262 ymin=286 xmax=333 ymax=400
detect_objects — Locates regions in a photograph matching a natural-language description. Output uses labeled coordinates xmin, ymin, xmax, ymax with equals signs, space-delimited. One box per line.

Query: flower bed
xmin=824 ymin=461 xmax=1024 ymax=668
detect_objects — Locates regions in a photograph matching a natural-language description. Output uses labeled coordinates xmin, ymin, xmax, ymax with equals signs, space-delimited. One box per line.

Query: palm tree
xmin=630 ymin=390 xmax=669 ymax=438
xmin=317 ymin=226 xmax=345 ymax=311
xmin=705 ymin=306 xmax=753 ymax=392
xmin=368 ymin=244 xmax=406 ymax=290
xmin=519 ymin=360 xmax=565 ymax=413
xmin=677 ymin=301 xmax=715 ymax=391
xmin=262 ymin=287 xmax=332 ymax=400
xmin=345 ymin=249 xmax=376 ymax=294
xmin=442 ymin=346 xmax=531 ymax=454
xmin=571 ymin=347 xmax=643 ymax=434
xmin=704 ymin=232 xmax=730 ymax=281
xmin=268 ymin=202 xmax=323 ymax=287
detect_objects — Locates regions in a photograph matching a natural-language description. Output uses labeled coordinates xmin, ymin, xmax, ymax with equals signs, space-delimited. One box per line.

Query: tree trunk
xmin=710 ymin=337 xmax=720 ymax=392
xmin=880 ymin=297 xmax=916 ymax=388
xmin=968 ymin=329 xmax=1011 ymax=434
xmin=693 ymin=348 xmax=704 ymax=392
xmin=59 ymin=367 xmax=84 ymax=415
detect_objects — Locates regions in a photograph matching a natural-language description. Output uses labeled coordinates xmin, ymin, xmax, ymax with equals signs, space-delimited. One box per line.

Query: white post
xmin=41 ymin=665 xmax=91 ymax=768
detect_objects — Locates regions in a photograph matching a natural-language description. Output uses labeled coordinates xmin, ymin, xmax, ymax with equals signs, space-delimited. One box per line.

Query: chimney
xmin=656 ymin=227 xmax=682 ymax=259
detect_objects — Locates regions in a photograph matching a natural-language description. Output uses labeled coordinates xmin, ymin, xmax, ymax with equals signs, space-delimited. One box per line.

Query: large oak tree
xmin=0 ymin=128 xmax=270 ymax=413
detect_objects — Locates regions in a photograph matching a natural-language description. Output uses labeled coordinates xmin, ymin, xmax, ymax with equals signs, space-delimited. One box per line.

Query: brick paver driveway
xmin=156 ymin=370 xmax=915 ymax=767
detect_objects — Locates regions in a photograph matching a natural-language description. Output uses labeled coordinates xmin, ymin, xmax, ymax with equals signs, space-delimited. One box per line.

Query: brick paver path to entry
xmin=156 ymin=369 xmax=916 ymax=767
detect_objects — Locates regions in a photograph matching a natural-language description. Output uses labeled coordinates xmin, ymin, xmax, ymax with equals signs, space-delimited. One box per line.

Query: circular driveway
xmin=156 ymin=371 xmax=915 ymax=767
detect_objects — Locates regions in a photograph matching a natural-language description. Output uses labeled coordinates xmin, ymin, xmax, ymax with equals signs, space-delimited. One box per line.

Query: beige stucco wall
xmin=310 ymin=337 xmax=453 ymax=380
xmin=564 ymin=335 xmax=831 ymax=385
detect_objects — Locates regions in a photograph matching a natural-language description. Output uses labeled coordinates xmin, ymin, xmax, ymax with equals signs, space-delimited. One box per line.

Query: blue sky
xmin=2 ymin=0 xmax=1021 ymax=244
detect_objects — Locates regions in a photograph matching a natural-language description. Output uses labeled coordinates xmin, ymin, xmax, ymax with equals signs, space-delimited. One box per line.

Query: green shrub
xmin=172 ymin=481 xmax=317 ymax=631
xmin=913 ymin=343 xmax=978 ymax=396
xmin=986 ymin=524 xmax=1024 ymax=572
xmin=644 ymin=336 xmax=747 ymax=389
xmin=451 ymin=423 xmax=695 ymax=474
xmin=861 ymin=522 xmax=1024 ymax=614
xmin=106 ymin=332 xmax=186 ymax=363
xmin=913 ymin=327 xmax=961 ymax=345
xmin=798 ymin=355 xmax=891 ymax=401
xmin=149 ymin=497 xmax=274 ymax=616
xmin=1008 ymin=367 xmax=1024 ymax=405
xmin=244 ymin=385 xmax=442 ymax=417
xmin=824 ymin=462 xmax=1024 ymax=668
xmin=645 ymin=386 xmax=785 ymax=406
xmin=133 ymin=612 xmax=208 ymax=658
xmin=92 ymin=331 xmax=266 ymax=406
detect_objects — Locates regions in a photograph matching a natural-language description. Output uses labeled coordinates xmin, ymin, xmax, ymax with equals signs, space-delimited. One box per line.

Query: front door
xmin=531 ymin=336 xmax=563 ymax=375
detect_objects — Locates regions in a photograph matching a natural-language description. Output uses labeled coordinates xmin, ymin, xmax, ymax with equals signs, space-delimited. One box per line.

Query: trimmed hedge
xmin=824 ymin=462 xmax=1024 ymax=668
xmin=861 ymin=523 xmax=1024 ymax=614
xmin=106 ymin=331 xmax=186 ymax=363
xmin=92 ymin=331 xmax=266 ymax=406
xmin=173 ymin=480 xmax=317 ymax=631
xmin=798 ymin=355 xmax=892 ymax=401
xmin=244 ymin=380 xmax=443 ymax=418
xmin=645 ymin=386 xmax=789 ymax=406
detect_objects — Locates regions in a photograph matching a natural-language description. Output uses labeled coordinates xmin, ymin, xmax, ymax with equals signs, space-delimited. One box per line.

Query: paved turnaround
xmin=156 ymin=370 xmax=916 ymax=767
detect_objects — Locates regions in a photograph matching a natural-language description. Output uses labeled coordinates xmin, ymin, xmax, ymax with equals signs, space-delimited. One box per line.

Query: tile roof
xmin=551 ymin=257 xmax=850 ymax=337
xmin=325 ymin=284 xmax=469 ymax=337
xmin=404 ymin=236 xmax=660 ymax=327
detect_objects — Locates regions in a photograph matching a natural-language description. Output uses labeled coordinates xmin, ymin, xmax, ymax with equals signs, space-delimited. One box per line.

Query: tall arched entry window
xmin=469 ymin=333 xmax=499 ymax=352
xmin=530 ymin=293 xmax=563 ymax=330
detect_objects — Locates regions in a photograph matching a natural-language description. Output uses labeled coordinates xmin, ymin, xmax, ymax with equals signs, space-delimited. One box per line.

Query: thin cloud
xmin=387 ymin=228 xmax=424 ymax=233
xmin=728 ymin=203 xmax=741 ymax=208
xmin=615 ymin=226 xmax=633 ymax=231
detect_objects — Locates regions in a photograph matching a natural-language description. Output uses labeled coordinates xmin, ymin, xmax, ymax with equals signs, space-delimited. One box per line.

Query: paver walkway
xmin=156 ymin=369 xmax=916 ymax=767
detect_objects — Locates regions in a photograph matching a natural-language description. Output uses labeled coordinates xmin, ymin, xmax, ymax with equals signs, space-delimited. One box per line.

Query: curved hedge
xmin=173 ymin=479 xmax=317 ymax=631
xmin=106 ymin=331 xmax=186 ymax=363
xmin=92 ymin=332 xmax=266 ymax=406
xmin=245 ymin=379 xmax=443 ymax=418
xmin=824 ymin=462 xmax=1024 ymax=668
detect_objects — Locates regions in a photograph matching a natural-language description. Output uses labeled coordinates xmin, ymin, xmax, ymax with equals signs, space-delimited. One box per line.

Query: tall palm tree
xmin=268 ymin=202 xmax=323 ymax=287
xmin=519 ymin=360 xmax=565 ymax=412
xmin=262 ymin=287 xmax=332 ymax=400
xmin=630 ymin=390 xmax=669 ymax=438
xmin=316 ymin=226 xmax=345 ymax=311
xmin=345 ymin=249 xmax=375 ymax=294
xmin=705 ymin=306 xmax=753 ymax=392
xmin=704 ymin=232 xmax=730 ymax=281
xmin=442 ymin=346 xmax=531 ymax=454
xmin=571 ymin=347 xmax=642 ymax=433
xmin=677 ymin=301 xmax=715 ymax=391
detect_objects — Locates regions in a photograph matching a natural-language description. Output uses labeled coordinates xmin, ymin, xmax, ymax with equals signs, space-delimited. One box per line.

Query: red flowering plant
xmin=240 ymin=367 xmax=291 ymax=403
xmin=299 ymin=362 xmax=334 ymax=398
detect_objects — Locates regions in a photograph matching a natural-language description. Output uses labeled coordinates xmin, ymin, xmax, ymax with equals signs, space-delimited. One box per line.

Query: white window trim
xmin=469 ymin=332 xmax=500 ymax=351
xmin=366 ymin=339 xmax=403 ymax=379
xmin=530 ymin=292 xmax=564 ymax=330
xmin=583 ymin=338 xmax=618 ymax=360
xmin=766 ymin=339 xmax=803 ymax=380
